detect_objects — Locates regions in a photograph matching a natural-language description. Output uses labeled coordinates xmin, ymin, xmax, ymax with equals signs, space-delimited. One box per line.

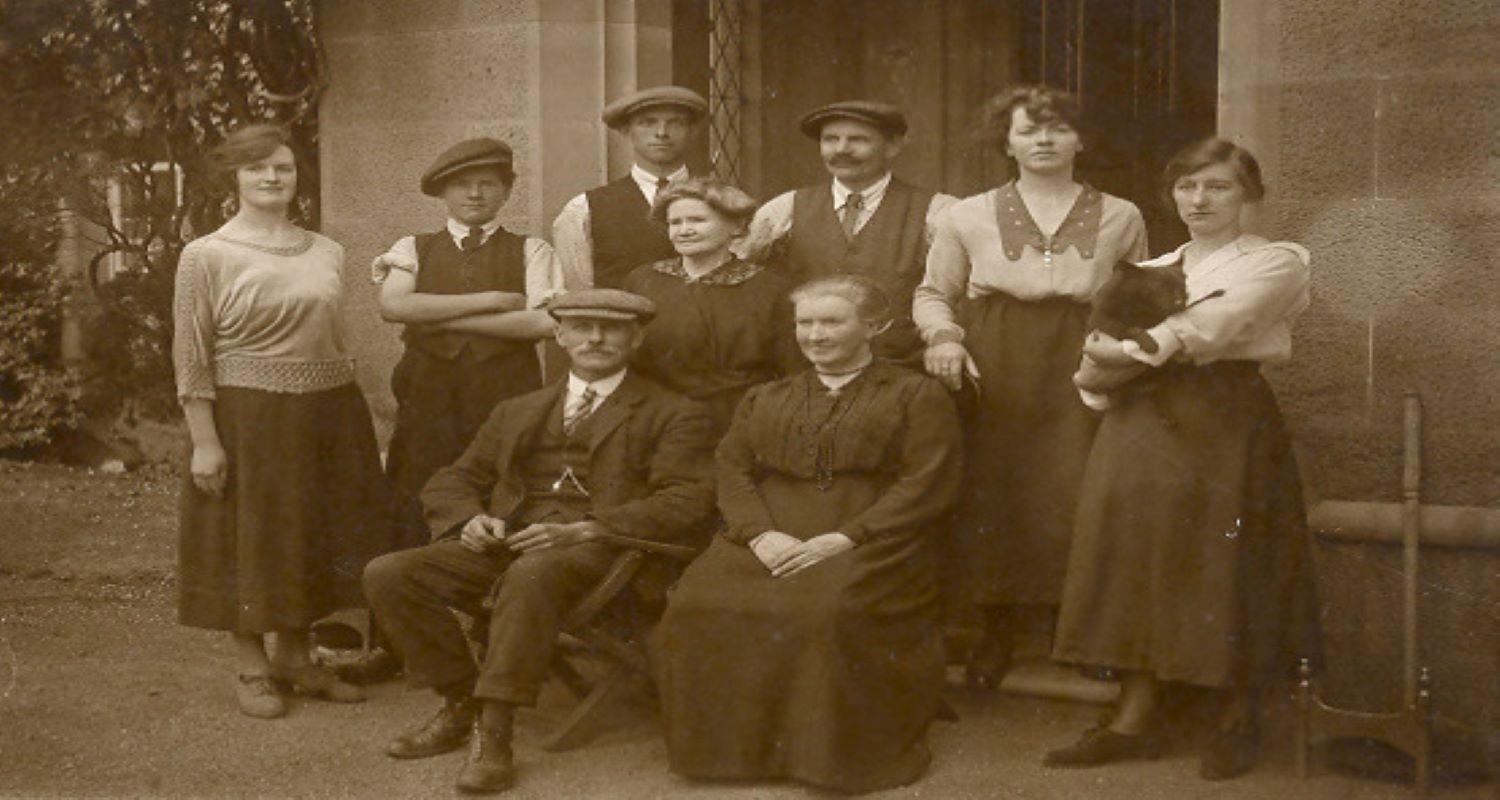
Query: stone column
xmin=317 ymin=0 xmax=672 ymax=434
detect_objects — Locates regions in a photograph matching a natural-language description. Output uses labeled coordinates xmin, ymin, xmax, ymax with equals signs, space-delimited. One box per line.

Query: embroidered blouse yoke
xmin=913 ymin=182 xmax=1148 ymax=344
xmin=173 ymin=230 xmax=356 ymax=401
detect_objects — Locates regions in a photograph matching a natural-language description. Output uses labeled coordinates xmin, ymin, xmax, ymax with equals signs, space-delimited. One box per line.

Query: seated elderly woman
xmin=650 ymin=275 xmax=964 ymax=794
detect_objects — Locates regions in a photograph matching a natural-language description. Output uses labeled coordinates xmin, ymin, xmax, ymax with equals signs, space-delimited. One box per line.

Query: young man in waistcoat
xmin=738 ymin=101 xmax=955 ymax=364
xmin=551 ymin=86 xmax=707 ymax=290
xmin=363 ymin=288 xmax=716 ymax=795
xmin=345 ymin=138 xmax=564 ymax=683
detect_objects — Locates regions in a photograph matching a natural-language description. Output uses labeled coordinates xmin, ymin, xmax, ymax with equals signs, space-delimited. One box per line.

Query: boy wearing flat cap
xmin=739 ymin=100 xmax=955 ymax=363
xmin=371 ymin=137 xmax=565 ymax=552
xmin=363 ymin=288 xmax=715 ymax=794
xmin=552 ymin=86 xmax=707 ymax=290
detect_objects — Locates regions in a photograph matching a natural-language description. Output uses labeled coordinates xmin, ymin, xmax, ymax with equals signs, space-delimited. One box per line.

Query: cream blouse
xmin=913 ymin=182 xmax=1148 ymax=344
xmin=172 ymin=230 xmax=356 ymax=401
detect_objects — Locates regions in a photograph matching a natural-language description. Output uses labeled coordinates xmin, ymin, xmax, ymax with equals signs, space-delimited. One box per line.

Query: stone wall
xmin=317 ymin=0 xmax=670 ymax=439
xmin=1222 ymin=0 xmax=1500 ymax=506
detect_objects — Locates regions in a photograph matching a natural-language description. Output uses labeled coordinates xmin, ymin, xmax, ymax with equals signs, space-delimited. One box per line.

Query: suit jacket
xmin=421 ymin=371 xmax=718 ymax=550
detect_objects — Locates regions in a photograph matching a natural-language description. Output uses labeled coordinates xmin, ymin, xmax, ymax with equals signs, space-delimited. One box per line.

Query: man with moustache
xmin=739 ymin=101 xmax=955 ymax=364
xmin=552 ymin=86 xmax=707 ymax=289
xmin=362 ymin=288 xmax=716 ymax=795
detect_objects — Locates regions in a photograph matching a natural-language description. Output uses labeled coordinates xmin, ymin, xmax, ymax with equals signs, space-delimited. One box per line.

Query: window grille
xmin=707 ymin=0 xmax=744 ymax=185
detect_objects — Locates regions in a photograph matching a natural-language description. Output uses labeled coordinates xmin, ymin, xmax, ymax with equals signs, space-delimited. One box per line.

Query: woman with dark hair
xmin=913 ymin=85 xmax=1149 ymax=686
xmin=652 ymin=275 xmax=964 ymax=793
xmin=174 ymin=123 xmax=388 ymax=718
xmin=1047 ymin=138 xmax=1315 ymax=780
xmin=623 ymin=176 xmax=799 ymax=432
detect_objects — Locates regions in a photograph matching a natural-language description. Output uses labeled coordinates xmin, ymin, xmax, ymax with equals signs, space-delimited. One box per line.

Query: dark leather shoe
xmin=386 ymin=699 xmax=476 ymax=759
xmin=1044 ymin=725 xmax=1164 ymax=768
xmin=1200 ymin=724 xmax=1258 ymax=780
xmin=331 ymin=648 xmax=402 ymax=686
xmin=964 ymin=634 xmax=1013 ymax=691
xmin=455 ymin=724 xmax=516 ymax=794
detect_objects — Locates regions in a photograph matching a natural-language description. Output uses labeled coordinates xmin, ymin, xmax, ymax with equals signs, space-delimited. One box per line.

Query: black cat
xmin=1087 ymin=261 xmax=1221 ymax=353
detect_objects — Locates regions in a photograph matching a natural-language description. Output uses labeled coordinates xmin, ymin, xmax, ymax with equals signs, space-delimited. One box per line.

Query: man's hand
xmin=770 ymin=532 xmax=855 ymax=578
xmin=749 ymin=531 xmax=801 ymax=572
xmin=506 ymin=521 xmax=601 ymax=553
xmin=923 ymin=341 xmax=980 ymax=391
xmin=459 ymin=514 xmax=507 ymax=554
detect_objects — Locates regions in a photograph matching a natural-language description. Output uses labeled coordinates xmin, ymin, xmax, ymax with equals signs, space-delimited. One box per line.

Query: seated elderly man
xmin=363 ymin=288 xmax=716 ymax=795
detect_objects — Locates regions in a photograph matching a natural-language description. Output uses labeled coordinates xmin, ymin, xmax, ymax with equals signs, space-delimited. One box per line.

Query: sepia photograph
xmin=0 ymin=0 xmax=1495 ymax=796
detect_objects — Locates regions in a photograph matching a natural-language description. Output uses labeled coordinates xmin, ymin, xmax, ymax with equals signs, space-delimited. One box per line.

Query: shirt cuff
xmin=1121 ymin=324 xmax=1183 ymax=366
xmin=925 ymin=326 xmax=964 ymax=347
xmin=1078 ymin=387 xmax=1111 ymax=411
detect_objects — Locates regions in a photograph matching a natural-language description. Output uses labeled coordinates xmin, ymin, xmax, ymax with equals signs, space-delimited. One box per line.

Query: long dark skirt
xmin=1052 ymin=362 xmax=1319 ymax=690
xmin=949 ymin=292 xmax=1099 ymax=606
xmin=178 ymin=383 xmax=393 ymax=633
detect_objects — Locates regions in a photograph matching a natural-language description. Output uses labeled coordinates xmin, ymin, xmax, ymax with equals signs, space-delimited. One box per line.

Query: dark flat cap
xmin=420 ymin=138 xmax=514 ymax=196
xmin=547 ymin=288 xmax=657 ymax=323
xmin=601 ymin=86 xmax=708 ymax=129
xmin=798 ymin=100 xmax=908 ymax=139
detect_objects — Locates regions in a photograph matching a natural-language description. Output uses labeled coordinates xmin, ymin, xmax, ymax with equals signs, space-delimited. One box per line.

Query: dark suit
xmin=363 ymin=371 xmax=716 ymax=705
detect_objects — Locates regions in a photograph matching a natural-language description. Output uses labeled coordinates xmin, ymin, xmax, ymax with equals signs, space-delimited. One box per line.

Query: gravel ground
xmin=1 ymin=463 xmax=1490 ymax=798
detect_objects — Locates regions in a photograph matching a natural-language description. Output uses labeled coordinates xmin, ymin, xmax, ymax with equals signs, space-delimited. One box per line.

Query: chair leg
xmin=542 ymin=660 xmax=634 ymax=752
xmin=551 ymin=653 xmax=593 ymax=699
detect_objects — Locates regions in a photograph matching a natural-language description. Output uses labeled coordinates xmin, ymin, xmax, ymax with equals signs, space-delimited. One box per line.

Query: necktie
xmin=563 ymin=386 xmax=598 ymax=435
xmin=461 ymin=227 xmax=484 ymax=252
xmin=841 ymin=192 xmax=864 ymax=239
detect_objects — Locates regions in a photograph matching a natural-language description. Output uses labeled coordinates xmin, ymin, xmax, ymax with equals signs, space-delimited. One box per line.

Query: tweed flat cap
xmin=547 ymin=288 xmax=657 ymax=323
xmin=601 ymin=86 xmax=708 ymax=129
xmin=420 ymin=138 xmax=514 ymax=196
xmin=798 ymin=100 xmax=908 ymax=139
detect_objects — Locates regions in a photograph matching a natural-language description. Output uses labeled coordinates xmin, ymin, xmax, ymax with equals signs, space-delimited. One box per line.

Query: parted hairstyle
xmin=650 ymin=176 xmax=759 ymax=227
xmin=208 ymin=123 xmax=296 ymax=193
xmin=975 ymin=84 xmax=1084 ymax=151
xmin=788 ymin=274 xmax=893 ymax=327
xmin=1160 ymin=137 xmax=1266 ymax=208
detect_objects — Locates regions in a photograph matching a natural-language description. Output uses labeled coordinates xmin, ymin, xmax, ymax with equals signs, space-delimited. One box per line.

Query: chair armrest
xmin=560 ymin=550 xmax=645 ymax=630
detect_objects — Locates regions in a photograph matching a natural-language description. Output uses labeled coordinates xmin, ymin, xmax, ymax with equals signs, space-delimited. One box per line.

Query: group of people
xmin=172 ymin=82 xmax=1316 ymax=795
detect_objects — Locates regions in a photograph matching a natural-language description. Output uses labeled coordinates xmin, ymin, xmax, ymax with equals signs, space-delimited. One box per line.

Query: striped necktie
xmin=563 ymin=386 xmax=599 ymax=435
xmin=841 ymin=192 xmax=864 ymax=239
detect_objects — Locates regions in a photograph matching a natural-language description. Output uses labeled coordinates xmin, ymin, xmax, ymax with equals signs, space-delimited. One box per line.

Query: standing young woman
xmin=913 ymin=86 xmax=1148 ymax=686
xmin=174 ymin=124 xmax=389 ymax=718
xmin=1049 ymin=138 xmax=1316 ymax=780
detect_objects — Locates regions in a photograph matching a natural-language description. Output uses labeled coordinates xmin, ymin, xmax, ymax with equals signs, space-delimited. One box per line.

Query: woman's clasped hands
xmin=750 ymin=531 xmax=855 ymax=577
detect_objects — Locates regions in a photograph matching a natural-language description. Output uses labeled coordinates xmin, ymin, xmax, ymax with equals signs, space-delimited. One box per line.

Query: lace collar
xmin=992 ymin=181 xmax=1104 ymax=261
xmin=649 ymin=255 xmax=766 ymax=286
xmin=210 ymin=228 xmax=315 ymax=257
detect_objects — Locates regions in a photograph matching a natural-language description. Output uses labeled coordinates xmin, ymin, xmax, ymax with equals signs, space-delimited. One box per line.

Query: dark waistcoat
xmin=586 ymin=176 xmax=675 ymax=289
xmin=406 ymin=227 xmax=531 ymax=361
xmin=785 ymin=178 xmax=935 ymax=360
xmin=515 ymin=394 xmax=595 ymax=523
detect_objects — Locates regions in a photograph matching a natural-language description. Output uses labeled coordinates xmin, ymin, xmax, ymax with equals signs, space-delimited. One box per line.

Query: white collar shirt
xmin=567 ymin=368 xmax=628 ymax=411
xmin=631 ymin=164 xmax=690 ymax=208
xmin=831 ymin=172 xmax=893 ymax=235
xmin=444 ymin=216 xmax=505 ymax=249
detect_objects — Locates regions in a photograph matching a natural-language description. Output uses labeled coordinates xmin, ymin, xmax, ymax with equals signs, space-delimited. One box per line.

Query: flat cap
xmin=420 ymin=138 xmax=513 ymax=197
xmin=547 ymin=288 xmax=657 ymax=323
xmin=798 ymin=100 xmax=908 ymax=139
xmin=601 ymin=86 xmax=708 ymax=129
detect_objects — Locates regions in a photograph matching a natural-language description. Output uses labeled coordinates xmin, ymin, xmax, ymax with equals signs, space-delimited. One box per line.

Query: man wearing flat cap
xmin=370 ymin=137 xmax=566 ymax=554
xmin=362 ymin=288 xmax=716 ymax=794
xmin=739 ymin=100 xmax=955 ymax=363
xmin=552 ymin=85 xmax=707 ymax=289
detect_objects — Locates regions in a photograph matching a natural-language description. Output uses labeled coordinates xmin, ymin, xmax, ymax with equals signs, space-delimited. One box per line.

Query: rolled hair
xmin=975 ymin=84 xmax=1084 ymax=151
xmin=789 ymin=274 xmax=892 ymax=326
xmin=1160 ymin=137 xmax=1265 ymax=208
xmin=207 ymin=123 xmax=296 ymax=192
xmin=650 ymin=176 xmax=758 ymax=226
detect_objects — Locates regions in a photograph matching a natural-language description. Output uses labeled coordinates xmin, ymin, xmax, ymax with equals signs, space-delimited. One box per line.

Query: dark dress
xmin=651 ymin=363 xmax=964 ymax=794
xmin=623 ymin=256 xmax=799 ymax=434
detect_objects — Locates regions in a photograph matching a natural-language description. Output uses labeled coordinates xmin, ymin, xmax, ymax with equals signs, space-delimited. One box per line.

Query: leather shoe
xmin=387 ymin=699 xmax=477 ymax=759
xmin=1044 ymin=725 xmax=1164 ymax=768
xmin=235 ymin=673 xmax=286 ymax=719
xmin=330 ymin=647 xmax=402 ymax=686
xmin=271 ymin=663 xmax=365 ymax=703
xmin=1200 ymin=724 xmax=1259 ymax=780
xmin=455 ymin=723 xmax=516 ymax=794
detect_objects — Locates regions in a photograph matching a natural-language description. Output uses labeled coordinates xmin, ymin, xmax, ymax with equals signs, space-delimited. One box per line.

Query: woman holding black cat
xmin=1047 ymin=138 xmax=1316 ymax=780
xmin=913 ymin=85 xmax=1148 ymax=687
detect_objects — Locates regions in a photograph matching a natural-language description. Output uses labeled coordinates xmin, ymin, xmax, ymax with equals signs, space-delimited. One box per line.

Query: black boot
xmin=966 ymin=606 xmax=1016 ymax=690
xmin=387 ymin=694 xmax=476 ymax=759
xmin=456 ymin=702 xmax=517 ymax=794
